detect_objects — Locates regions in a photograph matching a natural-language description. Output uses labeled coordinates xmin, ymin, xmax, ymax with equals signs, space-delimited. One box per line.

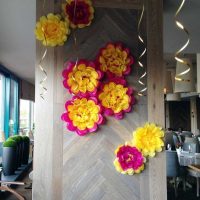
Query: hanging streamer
xmin=72 ymin=0 xmax=79 ymax=69
xmin=38 ymin=0 xmax=48 ymax=99
xmin=137 ymin=4 xmax=147 ymax=96
xmin=174 ymin=0 xmax=191 ymax=82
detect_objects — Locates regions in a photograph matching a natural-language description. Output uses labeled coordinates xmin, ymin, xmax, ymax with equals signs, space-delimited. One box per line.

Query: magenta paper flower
xmin=62 ymin=60 xmax=103 ymax=97
xmin=61 ymin=96 xmax=104 ymax=136
xmin=113 ymin=144 xmax=145 ymax=175
xmin=96 ymin=43 xmax=134 ymax=78
xmin=62 ymin=0 xmax=94 ymax=29
xmin=98 ymin=78 xmax=135 ymax=119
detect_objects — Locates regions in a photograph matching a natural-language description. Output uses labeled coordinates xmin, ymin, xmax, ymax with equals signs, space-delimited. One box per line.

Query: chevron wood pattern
xmin=62 ymin=8 xmax=148 ymax=200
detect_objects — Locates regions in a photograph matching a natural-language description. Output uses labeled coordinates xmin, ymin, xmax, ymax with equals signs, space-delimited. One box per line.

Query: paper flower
xmin=61 ymin=97 xmax=104 ymax=136
xmin=98 ymin=78 xmax=135 ymax=119
xmin=63 ymin=60 xmax=102 ymax=97
xmin=35 ymin=13 xmax=70 ymax=46
xmin=113 ymin=144 xmax=145 ymax=175
xmin=62 ymin=0 xmax=94 ymax=28
xmin=132 ymin=123 xmax=165 ymax=157
xmin=96 ymin=43 xmax=134 ymax=77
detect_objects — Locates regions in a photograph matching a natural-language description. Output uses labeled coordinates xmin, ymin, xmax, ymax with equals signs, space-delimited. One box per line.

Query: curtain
xmin=0 ymin=74 xmax=5 ymax=132
xmin=0 ymin=65 xmax=20 ymax=139
xmin=4 ymin=76 xmax=11 ymax=139
xmin=12 ymin=78 xmax=19 ymax=135
xmin=3 ymin=76 xmax=19 ymax=139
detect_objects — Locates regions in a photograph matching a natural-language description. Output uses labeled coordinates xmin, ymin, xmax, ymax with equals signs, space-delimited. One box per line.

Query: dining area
xmin=166 ymin=130 xmax=200 ymax=199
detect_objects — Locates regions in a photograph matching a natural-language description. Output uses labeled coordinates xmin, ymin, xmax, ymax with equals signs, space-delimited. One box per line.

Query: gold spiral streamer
xmin=72 ymin=0 xmax=79 ymax=69
xmin=38 ymin=0 xmax=48 ymax=99
xmin=137 ymin=4 xmax=147 ymax=96
xmin=174 ymin=0 xmax=191 ymax=82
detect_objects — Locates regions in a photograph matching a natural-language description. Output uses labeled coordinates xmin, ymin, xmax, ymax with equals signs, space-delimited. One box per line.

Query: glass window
xmin=0 ymin=73 xmax=5 ymax=132
xmin=19 ymin=99 xmax=35 ymax=135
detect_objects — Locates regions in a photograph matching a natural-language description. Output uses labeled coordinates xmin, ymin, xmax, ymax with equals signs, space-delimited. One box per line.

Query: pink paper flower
xmin=98 ymin=78 xmax=135 ymax=119
xmin=113 ymin=144 xmax=145 ymax=175
xmin=61 ymin=96 xmax=104 ymax=136
xmin=62 ymin=60 xmax=103 ymax=97
xmin=96 ymin=43 xmax=134 ymax=78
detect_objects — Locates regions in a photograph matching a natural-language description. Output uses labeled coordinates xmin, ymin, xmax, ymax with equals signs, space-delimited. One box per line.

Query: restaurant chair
xmin=173 ymin=135 xmax=180 ymax=147
xmin=165 ymin=132 xmax=176 ymax=150
xmin=0 ymin=180 xmax=26 ymax=200
xmin=183 ymin=143 xmax=198 ymax=153
xmin=166 ymin=151 xmax=186 ymax=197
xmin=181 ymin=131 xmax=193 ymax=138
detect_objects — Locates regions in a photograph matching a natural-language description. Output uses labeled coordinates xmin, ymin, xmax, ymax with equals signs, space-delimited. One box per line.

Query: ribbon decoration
xmin=137 ymin=4 xmax=147 ymax=96
xmin=174 ymin=0 xmax=191 ymax=82
xmin=38 ymin=0 xmax=48 ymax=99
xmin=72 ymin=0 xmax=79 ymax=70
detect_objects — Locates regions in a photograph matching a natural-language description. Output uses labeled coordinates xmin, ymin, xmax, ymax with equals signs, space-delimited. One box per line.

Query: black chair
xmin=173 ymin=135 xmax=180 ymax=147
xmin=166 ymin=151 xmax=186 ymax=197
xmin=165 ymin=132 xmax=176 ymax=150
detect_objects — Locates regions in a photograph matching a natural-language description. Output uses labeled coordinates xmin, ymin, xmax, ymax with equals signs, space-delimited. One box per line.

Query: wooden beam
xmin=190 ymin=97 xmax=197 ymax=134
xmin=33 ymin=0 xmax=63 ymax=199
xmin=197 ymin=54 xmax=200 ymax=93
xmin=93 ymin=0 xmax=142 ymax=9
xmin=146 ymin=0 xmax=167 ymax=200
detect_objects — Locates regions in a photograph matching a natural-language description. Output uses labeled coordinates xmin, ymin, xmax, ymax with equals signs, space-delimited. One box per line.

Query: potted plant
xmin=10 ymin=136 xmax=23 ymax=168
xmin=22 ymin=136 xmax=30 ymax=165
xmin=6 ymin=138 xmax=18 ymax=170
xmin=2 ymin=140 xmax=17 ymax=175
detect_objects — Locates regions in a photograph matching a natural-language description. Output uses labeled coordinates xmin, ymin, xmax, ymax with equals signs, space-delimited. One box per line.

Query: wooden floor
xmin=1 ymin=168 xmax=32 ymax=200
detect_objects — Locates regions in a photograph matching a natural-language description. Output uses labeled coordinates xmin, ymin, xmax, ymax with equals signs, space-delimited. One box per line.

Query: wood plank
xmin=33 ymin=0 xmax=63 ymax=199
xmin=146 ymin=0 xmax=167 ymax=200
xmin=93 ymin=0 xmax=142 ymax=9
xmin=188 ymin=165 xmax=200 ymax=173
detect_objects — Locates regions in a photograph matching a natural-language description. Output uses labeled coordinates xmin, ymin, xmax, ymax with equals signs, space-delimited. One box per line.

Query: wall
xmin=62 ymin=7 xmax=147 ymax=199
xmin=33 ymin=1 xmax=166 ymax=200
xmin=20 ymin=79 xmax=35 ymax=101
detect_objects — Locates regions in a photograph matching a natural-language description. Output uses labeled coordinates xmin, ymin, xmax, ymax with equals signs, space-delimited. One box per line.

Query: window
xmin=19 ymin=99 xmax=35 ymax=135
xmin=0 ymin=73 xmax=5 ymax=132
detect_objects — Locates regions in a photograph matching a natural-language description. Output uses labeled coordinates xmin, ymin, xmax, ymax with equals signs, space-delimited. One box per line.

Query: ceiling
xmin=0 ymin=0 xmax=36 ymax=84
xmin=0 ymin=0 xmax=200 ymax=84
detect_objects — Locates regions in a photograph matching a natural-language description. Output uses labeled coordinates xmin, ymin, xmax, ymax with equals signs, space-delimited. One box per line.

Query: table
xmin=177 ymin=151 xmax=200 ymax=166
xmin=188 ymin=165 xmax=200 ymax=197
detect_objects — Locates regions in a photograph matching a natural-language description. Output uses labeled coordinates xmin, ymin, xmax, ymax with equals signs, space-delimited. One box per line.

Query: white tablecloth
xmin=178 ymin=151 xmax=200 ymax=166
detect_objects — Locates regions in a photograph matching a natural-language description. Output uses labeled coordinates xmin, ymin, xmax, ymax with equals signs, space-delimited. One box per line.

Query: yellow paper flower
xmin=97 ymin=43 xmax=134 ymax=77
xmin=63 ymin=60 xmax=102 ymax=96
xmin=132 ymin=123 xmax=164 ymax=157
xmin=61 ymin=97 xmax=104 ymax=136
xmin=98 ymin=79 xmax=134 ymax=119
xmin=35 ymin=13 xmax=70 ymax=46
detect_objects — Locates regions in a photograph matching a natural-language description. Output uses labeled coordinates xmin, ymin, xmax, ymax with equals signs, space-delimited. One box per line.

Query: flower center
xmin=45 ymin=22 xmax=59 ymax=37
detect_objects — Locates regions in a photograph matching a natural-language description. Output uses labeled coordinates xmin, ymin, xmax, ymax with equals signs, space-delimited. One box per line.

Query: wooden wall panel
xmin=93 ymin=0 xmax=142 ymax=9
xmin=33 ymin=0 xmax=63 ymax=199
xmin=146 ymin=0 xmax=167 ymax=200
xmin=62 ymin=8 xmax=148 ymax=200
